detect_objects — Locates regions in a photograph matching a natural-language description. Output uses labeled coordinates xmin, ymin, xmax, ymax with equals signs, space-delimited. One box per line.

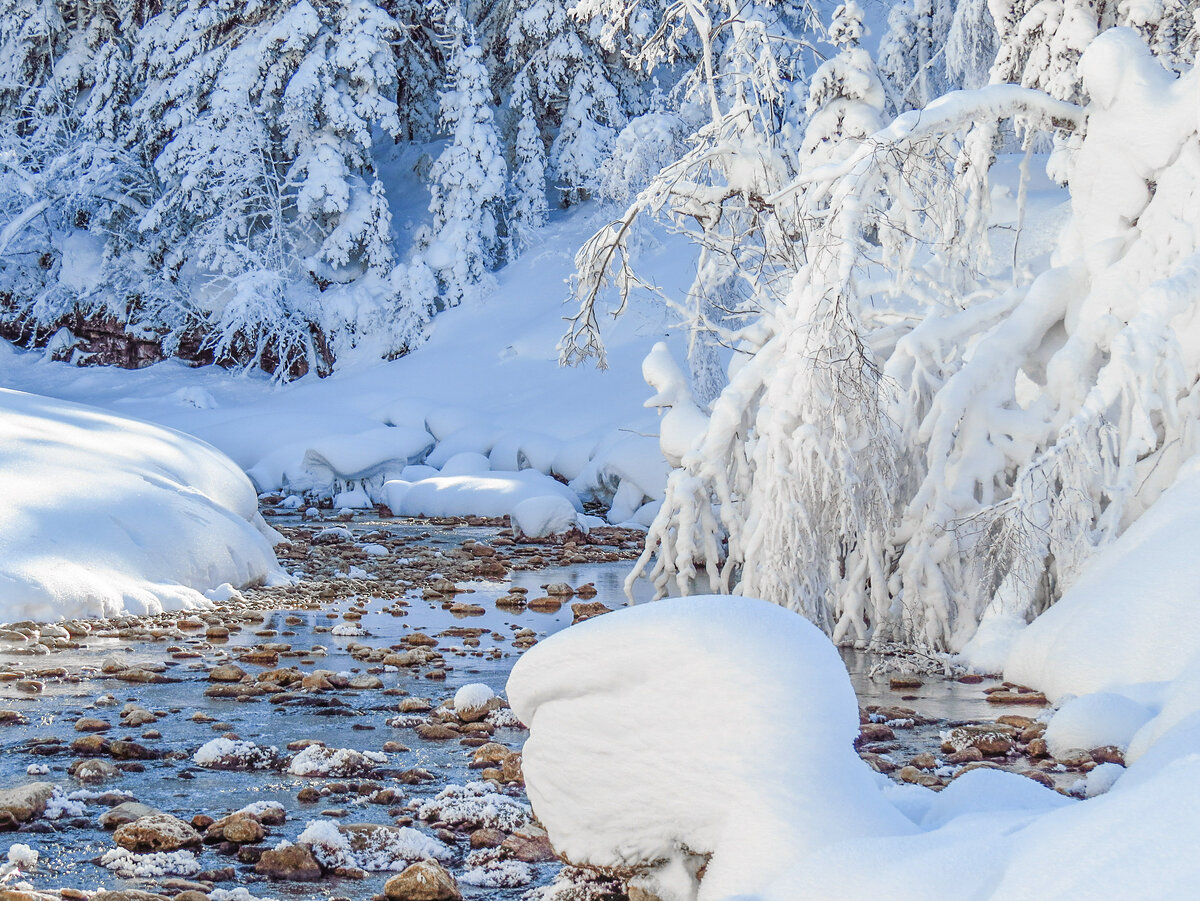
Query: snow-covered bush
xmin=571 ymin=26 xmax=1200 ymax=655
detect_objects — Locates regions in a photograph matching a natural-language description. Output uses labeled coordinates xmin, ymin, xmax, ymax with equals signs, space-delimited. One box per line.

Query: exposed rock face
xmin=0 ymin=783 xmax=55 ymax=822
xmin=112 ymin=814 xmax=202 ymax=852
xmin=384 ymin=860 xmax=462 ymax=900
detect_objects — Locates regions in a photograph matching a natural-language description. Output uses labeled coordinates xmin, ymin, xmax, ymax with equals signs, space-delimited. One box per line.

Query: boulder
xmin=383 ymin=860 xmax=462 ymax=900
xmin=255 ymin=843 xmax=322 ymax=882
xmin=99 ymin=802 xmax=160 ymax=830
xmin=0 ymin=783 xmax=55 ymax=822
xmin=112 ymin=814 xmax=202 ymax=852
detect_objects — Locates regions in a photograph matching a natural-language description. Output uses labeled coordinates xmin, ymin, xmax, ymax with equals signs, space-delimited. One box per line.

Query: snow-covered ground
xmin=0 ymin=208 xmax=694 ymax=621
xmin=511 ymin=590 xmax=1200 ymax=901
xmin=0 ymin=388 xmax=284 ymax=622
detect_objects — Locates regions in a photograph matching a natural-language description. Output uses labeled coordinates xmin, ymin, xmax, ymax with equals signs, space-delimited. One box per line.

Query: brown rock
xmin=383 ymin=859 xmax=462 ymax=900
xmin=469 ymin=827 xmax=506 ymax=849
xmin=941 ymin=726 xmax=1012 ymax=757
xmin=75 ymin=717 xmax=111 ymax=732
xmin=1091 ymin=745 xmax=1126 ymax=765
xmin=71 ymin=734 xmax=109 ymax=755
xmin=857 ymin=723 xmax=895 ymax=744
xmin=113 ymin=814 xmax=202 ymax=852
xmin=0 ymin=783 xmax=54 ymax=822
xmin=946 ymin=747 xmax=984 ymax=764
xmin=501 ymin=829 xmax=557 ymax=862
xmin=1055 ymin=748 xmax=1094 ymax=768
xmin=1028 ymin=737 xmax=1049 ymax=758
xmin=985 ymin=690 xmax=1048 ymax=706
xmin=570 ymin=601 xmax=611 ymax=623
xmin=415 ymin=723 xmax=460 ymax=741
xmin=255 ymin=844 xmax=322 ymax=881
xmin=209 ymin=664 xmax=246 ymax=682
xmin=73 ymin=758 xmax=120 ymax=782
xmin=98 ymin=802 xmax=160 ymax=830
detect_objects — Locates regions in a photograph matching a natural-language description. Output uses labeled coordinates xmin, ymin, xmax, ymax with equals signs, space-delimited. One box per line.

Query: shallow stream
xmin=0 ymin=515 xmax=1047 ymax=899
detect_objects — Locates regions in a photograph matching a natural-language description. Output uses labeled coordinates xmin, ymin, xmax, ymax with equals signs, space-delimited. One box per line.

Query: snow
xmin=5 ymin=846 xmax=37 ymax=869
xmin=384 ymin=470 xmax=582 ymax=521
xmin=507 ymin=595 xmax=913 ymax=899
xmin=1043 ymin=692 xmax=1155 ymax=757
xmin=0 ymin=388 xmax=284 ymax=622
xmin=100 ymin=848 xmax=201 ymax=878
xmin=297 ymin=820 xmax=451 ymax=870
xmin=416 ymin=782 xmax=531 ymax=832
xmin=194 ymin=738 xmax=280 ymax=770
xmin=511 ymin=496 xmax=582 ymax=538
xmin=1005 ymin=456 xmax=1200 ymax=701
xmin=287 ymin=745 xmax=386 ymax=777
xmin=453 ymin=683 xmax=495 ymax=717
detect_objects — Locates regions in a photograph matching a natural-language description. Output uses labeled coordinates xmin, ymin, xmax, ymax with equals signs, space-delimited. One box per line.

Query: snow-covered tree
xmin=878 ymin=0 xmax=955 ymax=112
xmin=990 ymin=0 xmax=1195 ymax=103
xmin=551 ymin=62 xmax=626 ymax=205
xmin=505 ymin=0 xmax=628 ymax=206
xmin=617 ymin=28 xmax=1200 ymax=658
xmin=563 ymin=0 xmax=812 ymax=400
xmin=507 ymin=77 xmax=548 ymax=255
xmin=424 ymin=10 xmax=507 ymax=306
xmin=799 ymin=2 xmax=886 ymax=168
xmin=946 ymin=0 xmax=1000 ymax=90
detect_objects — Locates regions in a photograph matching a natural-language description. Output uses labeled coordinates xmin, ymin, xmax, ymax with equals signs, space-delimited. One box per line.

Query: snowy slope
xmin=0 ymin=389 xmax=284 ymax=622
xmin=0 ymin=207 xmax=696 ymax=523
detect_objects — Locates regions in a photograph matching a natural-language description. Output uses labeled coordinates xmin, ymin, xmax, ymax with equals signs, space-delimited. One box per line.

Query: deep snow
xmin=0 ymin=388 xmax=283 ymax=622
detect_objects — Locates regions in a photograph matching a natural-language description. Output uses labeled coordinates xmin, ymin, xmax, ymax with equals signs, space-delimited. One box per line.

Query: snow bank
xmin=1006 ymin=456 xmax=1200 ymax=700
xmin=511 ymin=496 xmax=581 ymax=537
xmin=1043 ymin=692 xmax=1154 ymax=757
xmin=506 ymin=595 xmax=912 ymax=900
xmin=384 ymin=470 xmax=582 ymax=520
xmin=570 ymin=434 xmax=671 ymax=524
xmin=0 ymin=388 xmax=283 ymax=622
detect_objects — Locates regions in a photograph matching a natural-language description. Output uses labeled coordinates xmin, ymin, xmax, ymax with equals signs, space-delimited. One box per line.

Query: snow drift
xmin=0 ymin=388 xmax=283 ymax=621
xmin=506 ymin=595 xmax=912 ymax=900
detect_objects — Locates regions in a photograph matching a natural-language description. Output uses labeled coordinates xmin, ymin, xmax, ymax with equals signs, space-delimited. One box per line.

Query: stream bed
xmin=0 ymin=510 xmax=1064 ymax=900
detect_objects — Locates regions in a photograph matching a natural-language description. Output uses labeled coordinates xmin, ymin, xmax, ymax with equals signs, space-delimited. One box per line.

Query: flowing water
xmin=0 ymin=515 xmax=1046 ymax=899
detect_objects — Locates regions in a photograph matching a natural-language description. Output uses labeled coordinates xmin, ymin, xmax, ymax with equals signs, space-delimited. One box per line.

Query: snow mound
xmin=297 ymin=820 xmax=451 ymax=871
xmin=287 ymin=745 xmax=386 ymax=777
xmin=506 ymin=595 xmax=912 ymax=900
xmin=511 ymin=496 xmax=581 ymax=538
xmin=417 ymin=782 xmax=530 ymax=832
xmin=569 ymin=434 xmax=671 ymax=524
xmin=384 ymin=470 xmax=582 ymax=520
xmin=194 ymin=738 xmax=281 ymax=770
xmin=0 ymin=388 xmax=282 ymax=622
xmin=100 ymin=848 xmax=201 ymax=878
xmin=1043 ymin=692 xmax=1155 ymax=757
xmin=1006 ymin=457 xmax=1200 ymax=700
xmin=453 ymin=683 xmax=495 ymax=720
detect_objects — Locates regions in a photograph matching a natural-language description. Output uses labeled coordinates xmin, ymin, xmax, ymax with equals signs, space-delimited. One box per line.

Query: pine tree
xmin=507 ymin=0 xmax=627 ymax=206
xmin=550 ymin=61 xmax=625 ymax=205
xmin=424 ymin=8 xmax=507 ymax=305
xmin=878 ymin=0 xmax=955 ymax=112
xmin=508 ymin=76 xmax=548 ymax=255
xmin=800 ymin=1 xmax=886 ymax=169
xmin=946 ymin=0 xmax=999 ymax=90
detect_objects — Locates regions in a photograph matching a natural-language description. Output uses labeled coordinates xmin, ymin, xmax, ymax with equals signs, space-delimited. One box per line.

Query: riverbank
xmin=1 ymin=507 xmax=1096 ymax=901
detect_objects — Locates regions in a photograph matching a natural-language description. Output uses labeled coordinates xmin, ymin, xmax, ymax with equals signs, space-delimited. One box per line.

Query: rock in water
xmin=255 ymin=844 xmax=322 ymax=882
xmin=0 ymin=783 xmax=55 ymax=822
xmin=384 ymin=859 xmax=462 ymax=900
xmin=112 ymin=814 xmax=202 ymax=852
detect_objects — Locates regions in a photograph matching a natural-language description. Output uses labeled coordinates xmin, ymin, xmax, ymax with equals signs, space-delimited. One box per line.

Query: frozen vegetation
xmin=2 ymin=0 xmax=1200 ymax=898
